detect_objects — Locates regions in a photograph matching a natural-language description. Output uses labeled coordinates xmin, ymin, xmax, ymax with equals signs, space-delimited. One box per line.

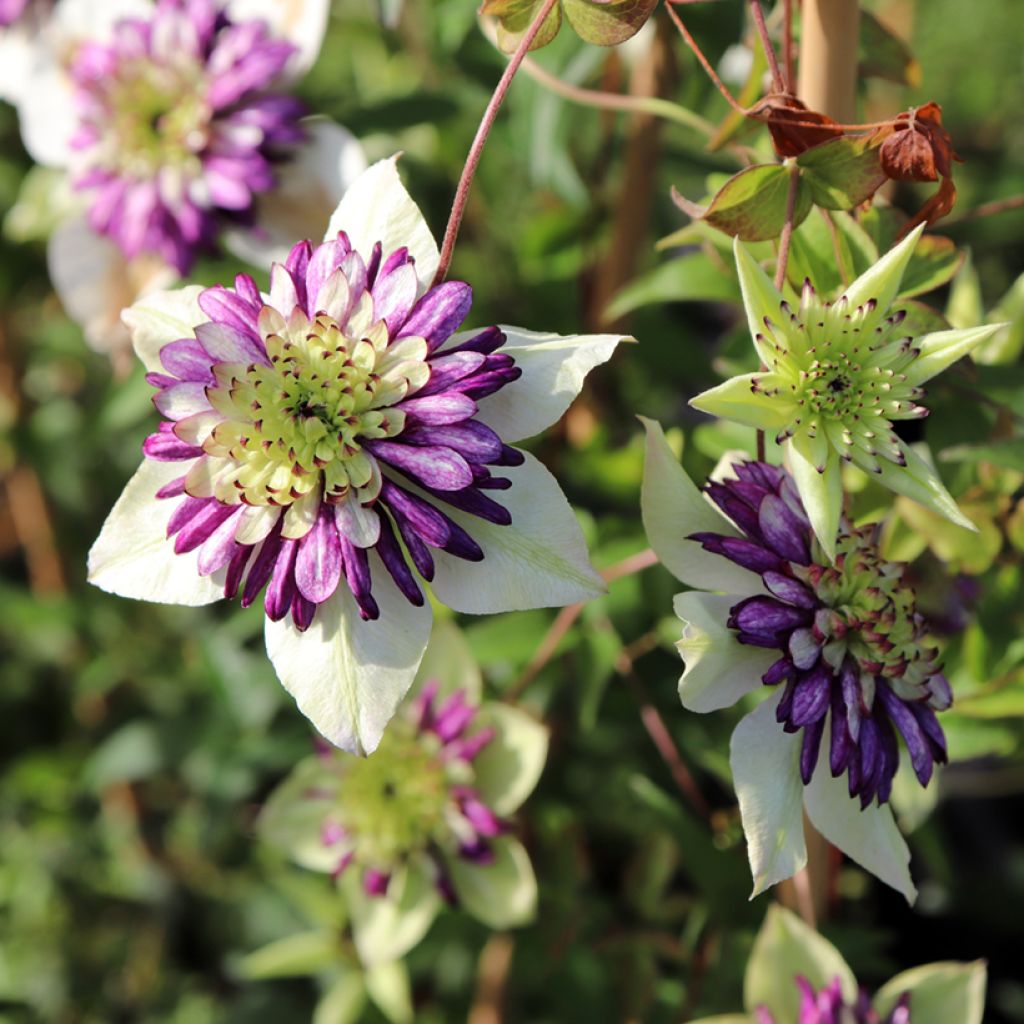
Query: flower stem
xmin=665 ymin=2 xmax=747 ymax=115
xmin=433 ymin=0 xmax=560 ymax=285
xmin=749 ymin=0 xmax=786 ymax=93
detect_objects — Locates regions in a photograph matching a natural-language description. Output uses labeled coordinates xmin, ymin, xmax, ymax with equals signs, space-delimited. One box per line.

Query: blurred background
xmin=2 ymin=1 xmax=1024 ymax=1021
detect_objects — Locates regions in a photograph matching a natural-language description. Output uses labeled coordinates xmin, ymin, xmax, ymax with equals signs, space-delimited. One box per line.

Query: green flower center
xmin=328 ymin=720 xmax=471 ymax=868
xmin=107 ymin=58 xmax=210 ymax=177
xmin=797 ymin=528 xmax=941 ymax=695
xmin=202 ymin=305 xmax=426 ymax=510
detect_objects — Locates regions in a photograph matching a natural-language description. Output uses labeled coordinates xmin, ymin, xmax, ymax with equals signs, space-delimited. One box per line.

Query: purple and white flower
xmin=260 ymin=669 xmax=548 ymax=964
xmin=68 ymin=0 xmax=307 ymax=273
xmin=641 ymin=419 xmax=954 ymax=901
xmin=12 ymin=0 xmax=362 ymax=355
xmin=89 ymin=158 xmax=623 ymax=754
xmin=688 ymin=905 xmax=986 ymax=1024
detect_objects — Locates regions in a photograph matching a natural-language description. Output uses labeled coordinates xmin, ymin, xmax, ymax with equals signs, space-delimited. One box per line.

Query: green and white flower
xmin=690 ymin=227 xmax=1002 ymax=558
xmin=688 ymin=905 xmax=986 ymax=1024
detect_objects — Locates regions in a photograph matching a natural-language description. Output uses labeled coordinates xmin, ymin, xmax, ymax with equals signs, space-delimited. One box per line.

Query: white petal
xmin=640 ymin=417 xmax=764 ymax=593
xmin=411 ymin=616 xmax=483 ymax=704
xmin=804 ymin=757 xmax=917 ymax=904
xmin=446 ymin=836 xmax=537 ymax=930
xmin=324 ymin=156 xmax=439 ymax=292
xmin=729 ymin=692 xmax=807 ymax=897
xmin=343 ymin=862 xmax=441 ymax=968
xmin=225 ymin=118 xmax=367 ymax=268
xmin=874 ymin=961 xmax=987 ymax=1024
xmin=48 ymin=216 xmax=179 ymax=360
xmin=674 ymin=592 xmax=774 ymax=712
xmin=471 ymin=704 xmax=549 ymax=816
xmin=227 ymin=0 xmax=329 ymax=77
xmin=453 ymin=326 xmax=626 ymax=444
xmin=264 ymin=560 xmax=433 ymax=755
xmin=744 ymin=905 xmax=858 ymax=1018
xmin=425 ymin=452 xmax=605 ymax=614
xmin=88 ymin=459 xmax=225 ymax=606
xmin=15 ymin=52 xmax=76 ymax=167
xmin=0 ymin=22 xmax=43 ymax=106
xmin=122 ymin=284 xmax=209 ymax=373
xmin=842 ymin=223 xmax=925 ymax=330
xmin=257 ymin=757 xmax=342 ymax=873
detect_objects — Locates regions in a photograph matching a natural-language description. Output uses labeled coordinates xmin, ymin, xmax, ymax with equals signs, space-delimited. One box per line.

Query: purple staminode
xmin=144 ymin=231 xmax=522 ymax=629
xmin=756 ymin=975 xmax=911 ymax=1024
xmin=69 ymin=0 xmax=305 ymax=272
xmin=691 ymin=461 xmax=950 ymax=808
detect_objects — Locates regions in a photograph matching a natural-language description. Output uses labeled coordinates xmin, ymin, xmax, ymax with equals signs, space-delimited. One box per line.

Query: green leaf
xmin=859 ymin=10 xmax=921 ymax=86
xmin=485 ymin=0 xmax=563 ymax=52
xmin=314 ymin=971 xmax=367 ymax=1024
xmin=365 ymin=961 xmax=414 ymax=1024
xmin=787 ymin=210 xmax=877 ymax=296
xmin=942 ymin=439 xmax=1024 ymax=473
xmin=797 ymin=137 xmax=886 ymax=211
xmin=874 ymin=961 xmax=987 ymax=1024
xmin=562 ymin=0 xmax=658 ymax=46
xmin=977 ymin=270 xmax=1024 ymax=365
xmin=605 ymin=251 xmax=739 ymax=319
xmin=897 ymin=234 xmax=965 ymax=300
xmin=744 ymin=906 xmax=857 ymax=1018
xmin=238 ymin=931 xmax=341 ymax=980
xmin=702 ymin=165 xmax=812 ymax=242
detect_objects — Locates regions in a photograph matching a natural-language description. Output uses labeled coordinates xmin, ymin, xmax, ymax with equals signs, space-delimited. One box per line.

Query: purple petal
xmin=398 ymin=281 xmax=473 ymax=352
xmin=690 ymin=532 xmax=786 ymax=575
xmin=379 ymin=480 xmax=451 ymax=547
xmin=372 ymin=261 xmax=418 ymax=335
xmin=197 ymin=506 xmax=244 ymax=575
xmin=799 ymin=716 xmax=825 ymax=784
xmin=417 ymin=351 xmax=488 ymax=397
xmin=340 ymin=540 xmax=379 ymax=621
xmin=728 ymin=596 xmax=811 ymax=643
xmin=758 ymin=494 xmax=811 ymax=564
xmin=398 ymin=392 xmax=477 ymax=426
xmin=789 ymin=664 xmax=832 ymax=727
xmin=294 ymin=504 xmax=343 ymax=604
xmin=763 ymin=570 xmax=817 ymax=608
xmin=263 ymin=537 xmax=298 ymax=621
xmin=160 ymin=338 xmax=215 ymax=382
xmin=374 ymin=514 xmax=423 ymax=606
xmin=788 ymin=627 xmax=821 ymax=670
xmin=195 ymin=320 xmax=269 ymax=366
xmin=403 ymin=422 xmax=504 ymax=464
xmin=173 ymin=500 xmax=236 ymax=553
xmin=365 ymin=440 xmax=473 ymax=491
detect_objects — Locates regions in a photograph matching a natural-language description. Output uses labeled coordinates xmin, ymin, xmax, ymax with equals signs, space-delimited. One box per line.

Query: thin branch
xmin=505 ymin=548 xmax=658 ymax=702
xmin=749 ymin=0 xmax=786 ymax=93
xmin=783 ymin=0 xmax=795 ymax=90
xmin=433 ymin=0 xmax=560 ymax=285
xmin=943 ymin=193 xmax=1024 ymax=226
xmin=665 ymin=2 xmax=747 ymax=115
xmin=480 ymin=17 xmax=715 ymax=137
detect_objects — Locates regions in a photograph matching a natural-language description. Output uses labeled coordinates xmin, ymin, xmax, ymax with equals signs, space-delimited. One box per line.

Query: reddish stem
xmin=433 ymin=0 xmax=559 ymax=285
xmin=665 ymin=2 xmax=747 ymax=115
xmin=749 ymin=0 xmax=786 ymax=93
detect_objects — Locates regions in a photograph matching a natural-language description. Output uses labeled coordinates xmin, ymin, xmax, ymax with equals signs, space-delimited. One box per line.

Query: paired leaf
xmin=796 ymin=137 xmax=887 ymax=211
xmin=485 ymin=0 xmax=655 ymax=52
xmin=699 ymin=165 xmax=812 ymax=242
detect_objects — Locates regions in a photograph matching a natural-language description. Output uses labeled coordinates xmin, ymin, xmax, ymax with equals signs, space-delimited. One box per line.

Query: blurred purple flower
xmin=69 ymin=0 xmax=305 ymax=272
xmin=757 ymin=975 xmax=911 ymax=1024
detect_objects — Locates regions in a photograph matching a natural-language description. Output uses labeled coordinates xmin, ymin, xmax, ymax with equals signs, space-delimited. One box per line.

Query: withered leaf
xmin=877 ymin=101 xmax=960 ymax=182
xmin=749 ymin=93 xmax=844 ymax=158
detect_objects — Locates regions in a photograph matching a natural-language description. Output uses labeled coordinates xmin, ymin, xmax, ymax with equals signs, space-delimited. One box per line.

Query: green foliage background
xmin=1 ymin=1 xmax=1023 ymax=1021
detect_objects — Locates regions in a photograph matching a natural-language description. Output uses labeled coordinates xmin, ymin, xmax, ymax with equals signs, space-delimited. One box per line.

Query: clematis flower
xmin=259 ymin=626 xmax=548 ymax=966
xmin=641 ymin=419 xmax=956 ymax=901
xmin=0 ymin=0 xmax=51 ymax=105
xmin=689 ymin=227 xmax=1001 ymax=558
xmin=688 ymin=905 xmax=986 ymax=1024
xmin=89 ymin=157 xmax=622 ymax=754
xmin=12 ymin=0 xmax=363 ymax=355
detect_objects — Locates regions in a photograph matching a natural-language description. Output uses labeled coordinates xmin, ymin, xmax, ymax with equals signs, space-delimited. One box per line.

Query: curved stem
xmin=507 ymin=40 xmax=715 ymax=137
xmin=433 ymin=0 xmax=560 ymax=285
xmin=750 ymin=0 xmax=786 ymax=93
xmin=665 ymin=2 xmax=747 ymax=115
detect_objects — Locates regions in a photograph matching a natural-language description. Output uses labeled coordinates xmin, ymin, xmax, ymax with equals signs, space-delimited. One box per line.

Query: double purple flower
xmin=70 ymin=0 xmax=306 ymax=272
xmin=144 ymin=231 xmax=521 ymax=629
xmin=692 ymin=461 xmax=950 ymax=807
xmin=756 ymin=976 xmax=911 ymax=1024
